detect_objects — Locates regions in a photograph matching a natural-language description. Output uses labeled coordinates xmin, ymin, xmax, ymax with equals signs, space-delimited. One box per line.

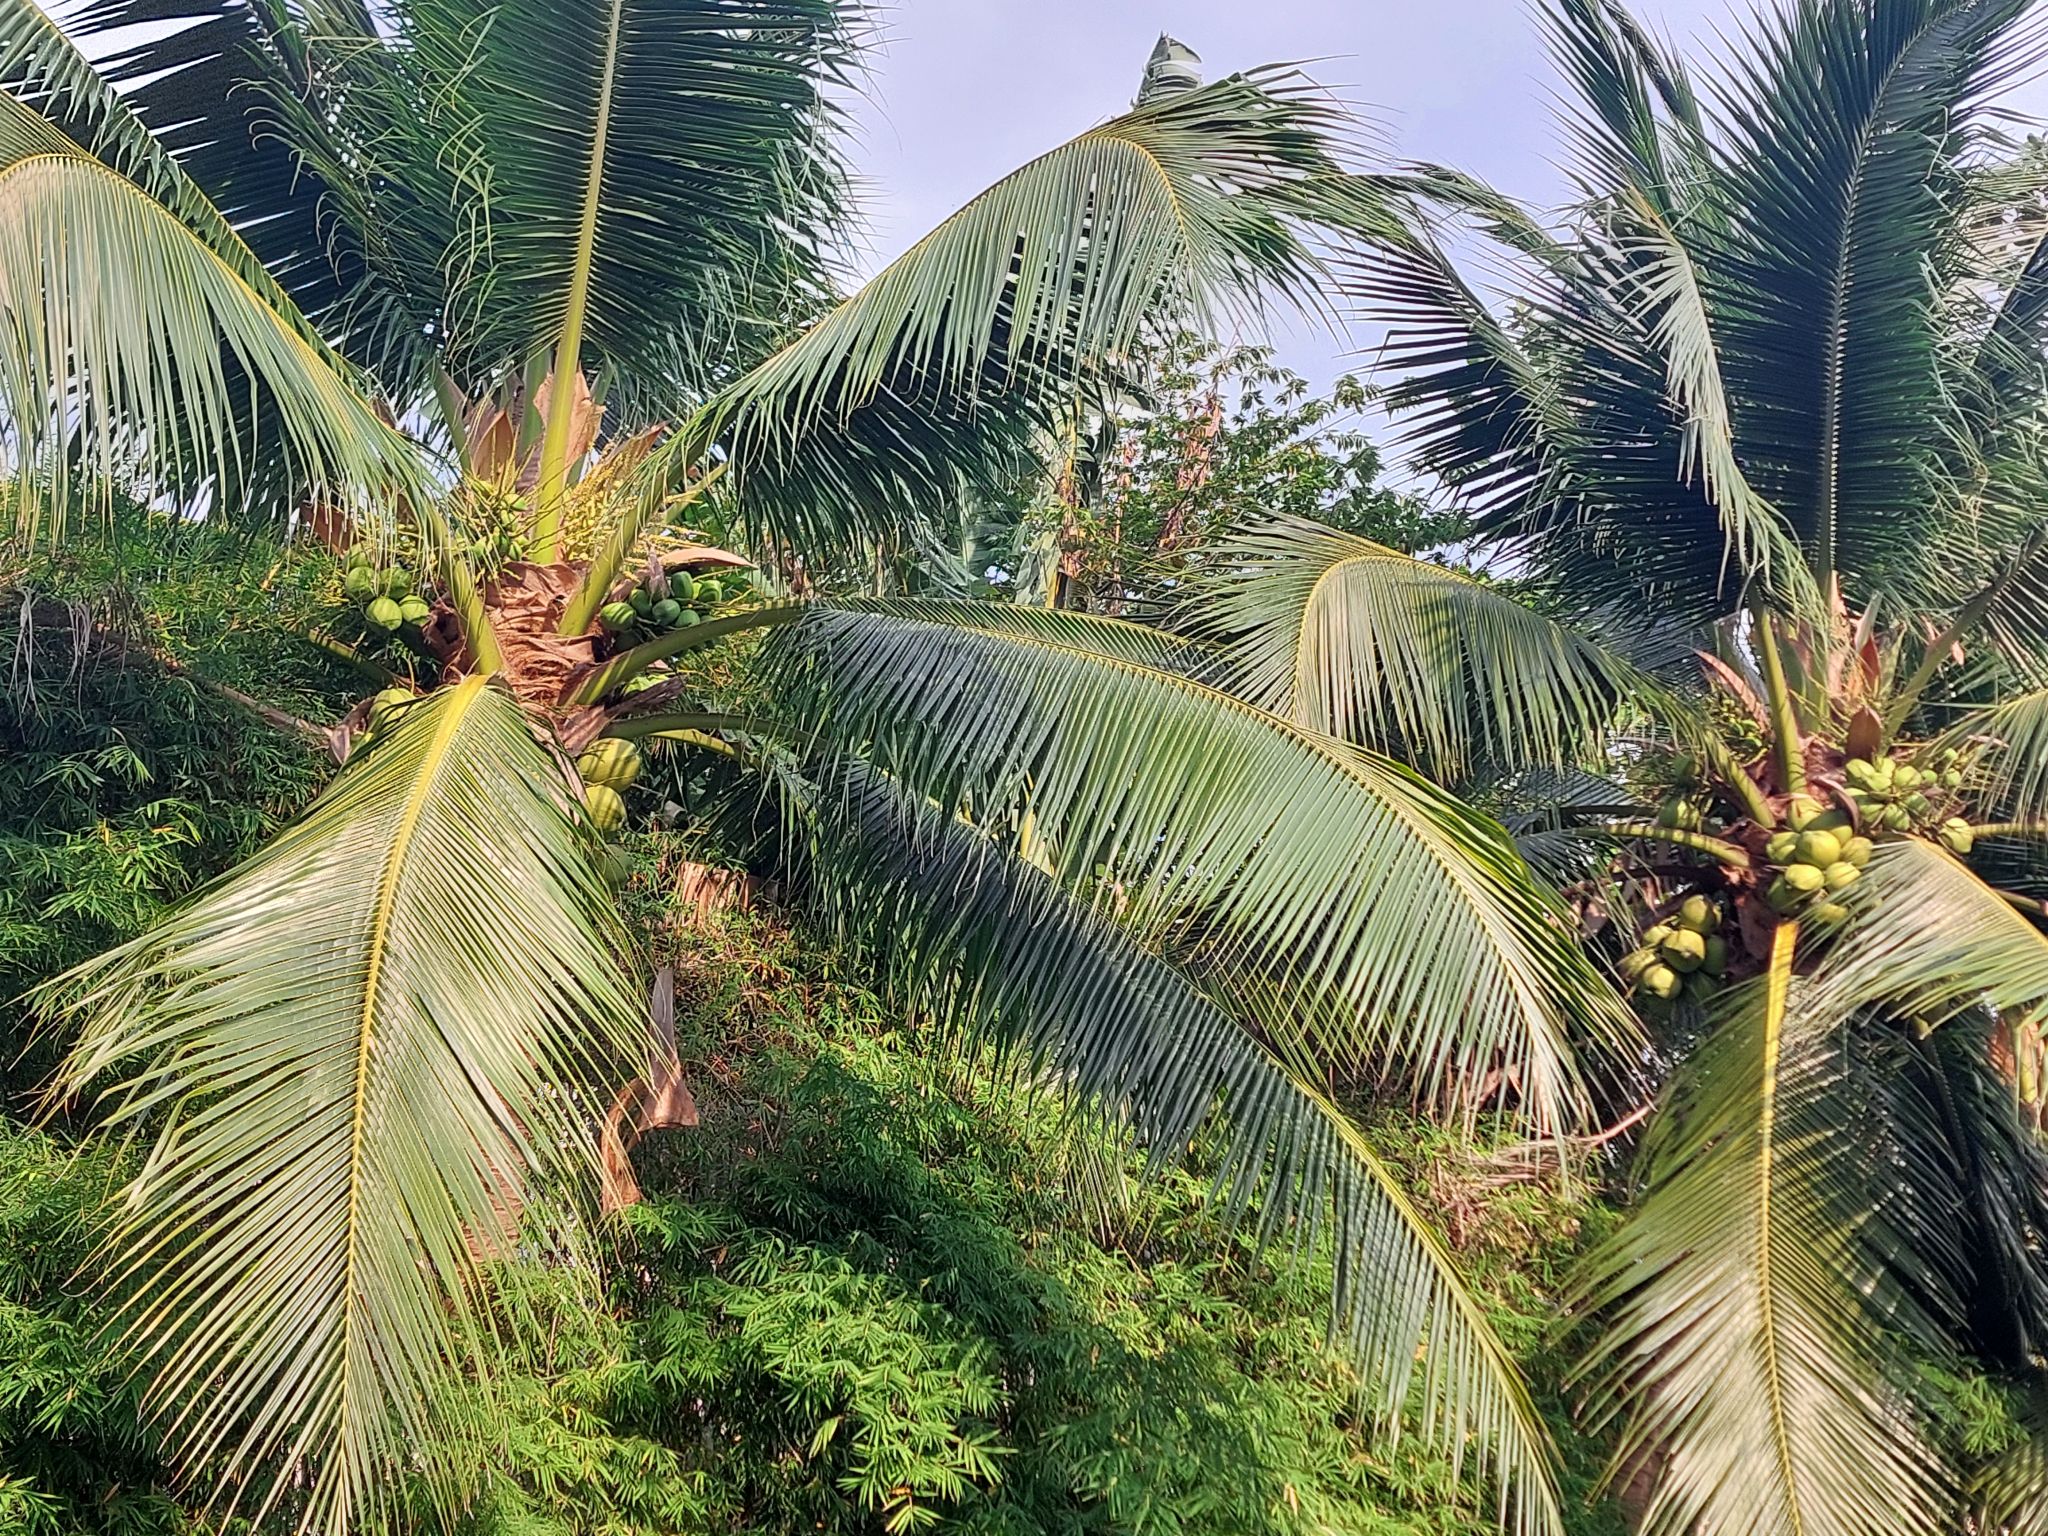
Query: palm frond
xmin=1183 ymin=511 xmax=1643 ymax=780
xmin=0 ymin=94 xmax=427 ymax=538
xmin=680 ymin=64 xmax=1375 ymax=551
xmin=1887 ymin=1016 xmax=2048 ymax=1369
xmin=396 ymin=0 xmax=857 ymax=409
xmin=43 ymin=677 xmax=643 ymax=1534
xmin=764 ymin=759 xmax=1568 ymax=1536
xmin=1707 ymin=0 xmax=2044 ymax=594
xmin=1938 ymin=685 xmax=2048 ymax=818
xmin=1813 ymin=835 xmax=2048 ymax=1029
xmin=1577 ymin=925 xmax=1953 ymax=1536
xmin=759 ymin=599 xmax=1631 ymax=1131
xmin=34 ymin=0 xmax=371 ymax=342
xmin=1979 ymin=1410 xmax=2048 ymax=1536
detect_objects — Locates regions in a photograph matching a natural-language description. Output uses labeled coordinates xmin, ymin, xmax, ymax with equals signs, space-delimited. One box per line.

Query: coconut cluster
xmin=1621 ymin=894 xmax=1729 ymax=1010
xmin=341 ymin=546 xmax=432 ymax=636
xmin=1841 ymin=748 xmax=1975 ymax=853
xmin=600 ymin=567 xmax=737 ymax=641
xmin=1758 ymin=798 xmax=1871 ymax=927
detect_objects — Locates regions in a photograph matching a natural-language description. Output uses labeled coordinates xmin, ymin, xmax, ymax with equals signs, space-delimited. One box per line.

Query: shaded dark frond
xmin=397 ymin=0 xmax=858 ymax=405
xmin=1707 ymin=0 xmax=2043 ymax=594
xmin=40 ymin=0 xmax=369 ymax=341
xmin=1886 ymin=1016 xmax=2048 ymax=1369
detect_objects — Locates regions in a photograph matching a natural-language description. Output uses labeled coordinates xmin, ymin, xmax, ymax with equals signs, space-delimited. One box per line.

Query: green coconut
xmin=1676 ymin=894 xmax=1720 ymax=933
xmin=1845 ymin=758 xmax=1880 ymax=790
xmin=343 ymin=566 xmax=379 ymax=602
xmin=1823 ymin=861 xmax=1861 ymax=892
xmin=1661 ymin=928 xmax=1708 ymax=973
xmin=1702 ymin=935 xmax=1728 ymax=976
xmin=629 ymin=588 xmax=654 ymax=617
xmin=600 ymin=601 xmax=639 ymax=634
xmin=1683 ymin=971 xmax=1717 ymax=1002
xmin=367 ymin=686 xmax=415 ymax=732
xmin=1892 ymin=764 xmax=1922 ymax=791
xmin=651 ymin=598 xmax=684 ymax=628
xmin=1939 ymin=818 xmax=1975 ymax=856
xmin=1766 ymin=878 xmax=1806 ymax=914
xmin=1882 ymin=804 xmax=1914 ymax=832
xmin=577 ymin=738 xmax=643 ymax=793
xmin=696 ymin=578 xmax=724 ymax=605
xmin=1795 ymin=829 xmax=1843 ymax=868
xmin=1765 ymin=831 xmax=1800 ymax=863
xmin=1782 ymin=862 xmax=1827 ymax=893
xmin=1640 ymin=963 xmax=1682 ymax=1001
xmin=365 ymin=596 xmax=403 ymax=631
xmin=1810 ymin=902 xmax=1851 ymax=928
xmin=1619 ymin=948 xmax=1659 ymax=981
xmin=665 ymin=570 xmax=698 ymax=604
xmin=1840 ymin=836 xmax=1873 ymax=868
xmin=596 ymin=843 xmax=634 ymax=889
xmin=1787 ymin=794 xmax=1828 ymax=830
xmin=398 ymin=595 xmax=432 ymax=625
xmin=583 ymin=782 xmax=627 ymax=834
xmin=383 ymin=566 xmax=413 ymax=599
xmin=1641 ymin=923 xmax=1677 ymax=950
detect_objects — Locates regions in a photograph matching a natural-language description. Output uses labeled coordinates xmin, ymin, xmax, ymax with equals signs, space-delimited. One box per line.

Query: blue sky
xmin=842 ymin=2 xmax=2048 ymax=388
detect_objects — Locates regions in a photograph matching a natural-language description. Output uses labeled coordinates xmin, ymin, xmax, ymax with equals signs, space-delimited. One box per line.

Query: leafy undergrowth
xmin=390 ymin=864 xmax=1628 ymax=1536
xmin=1 ymin=523 xmax=353 ymax=1075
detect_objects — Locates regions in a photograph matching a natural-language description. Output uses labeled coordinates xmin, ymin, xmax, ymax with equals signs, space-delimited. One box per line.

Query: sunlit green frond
xmin=1979 ymin=1414 xmax=2048 ymax=1536
xmin=44 ymin=677 xmax=642 ymax=1534
xmin=1938 ymin=685 xmax=2048 ymax=818
xmin=0 ymin=98 xmax=426 ymax=539
xmin=760 ymin=599 xmax=1630 ymax=1131
xmin=1813 ymin=835 xmax=2048 ymax=1028
xmin=1185 ymin=511 xmax=1643 ymax=779
xmin=770 ymin=761 xmax=1565 ymax=1536
xmin=1578 ymin=926 xmax=1953 ymax=1536
xmin=681 ymin=63 xmax=1374 ymax=551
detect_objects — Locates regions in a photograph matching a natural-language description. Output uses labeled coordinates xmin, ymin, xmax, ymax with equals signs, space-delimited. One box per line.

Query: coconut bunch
xmin=598 ymin=563 xmax=740 ymax=643
xmin=1620 ymin=893 xmax=1730 ymax=1009
xmin=340 ymin=544 xmax=432 ymax=637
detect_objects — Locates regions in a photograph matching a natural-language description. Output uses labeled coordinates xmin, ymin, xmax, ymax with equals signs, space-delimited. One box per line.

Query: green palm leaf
xmin=391 ymin=0 xmax=858 ymax=518
xmin=775 ymin=761 xmax=1566 ymax=1536
xmin=0 ymin=93 xmax=426 ymax=539
xmin=1708 ymin=0 xmax=2039 ymax=594
xmin=1185 ymin=511 xmax=1644 ymax=779
xmin=1979 ymin=1415 xmax=2048 ymax=1536
xmin=43 ymin=677 xmax=643 ymax=1532
xmin=677 ymin=63 xmax=1371 ymax=552
xmin=28 ymin=0 xmax=373 ymax=339
xmin=1813 ymin=835 xmax=2048 ymax=1027
xmin=761 ymin=599 xmax=1629 ymax=1131
xmin=1577 ymin=925 xmax=1953 ymax=1536
xmin=1944 ymin=684 xmax=2048 ymax=819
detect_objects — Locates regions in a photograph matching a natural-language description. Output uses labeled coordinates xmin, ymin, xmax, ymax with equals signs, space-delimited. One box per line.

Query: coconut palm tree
xmin=1180 ymin=0 xmax=2048 ymax=1531
xmin=0 ymin=6 xmax=1633 ymax=1533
